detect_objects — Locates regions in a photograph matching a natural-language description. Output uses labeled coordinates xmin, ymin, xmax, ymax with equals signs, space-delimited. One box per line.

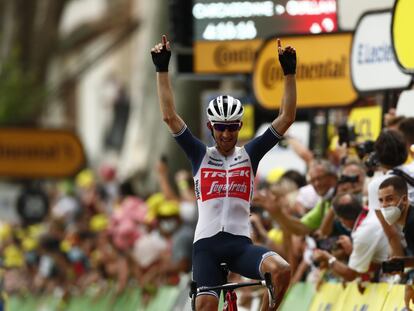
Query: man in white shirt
xmin=313 ymin=193 xmax=389 ymax=281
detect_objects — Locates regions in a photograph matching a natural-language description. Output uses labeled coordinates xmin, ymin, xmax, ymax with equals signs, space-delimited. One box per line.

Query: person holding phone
xmin=151 ymin=34 xmax=297 ymax=310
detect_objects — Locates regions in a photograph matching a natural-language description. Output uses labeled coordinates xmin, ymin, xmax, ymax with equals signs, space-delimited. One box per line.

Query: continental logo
xmin=0 ymin=129 xmax=85 ymax=178
xmin=214 ymin=45 xmax=256 ymax=68
xmin=253 ymin=33 xmax=357 ymax=109
xmin=194 ymin=40 xmax=262 ymax=73
xmin=261 ymin=56 xmax=347 ymax=89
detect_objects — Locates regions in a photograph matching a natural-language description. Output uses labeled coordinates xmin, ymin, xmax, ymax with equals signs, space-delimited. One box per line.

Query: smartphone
xmin=316 ymin=236 xmax=339 ymax=252
xmin=382 ymin=260 xmax=404 ymax=273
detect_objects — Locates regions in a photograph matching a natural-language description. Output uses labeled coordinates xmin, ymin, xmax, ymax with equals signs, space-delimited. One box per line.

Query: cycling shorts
xmin=192 ymin=231 xmax=277 ymax=298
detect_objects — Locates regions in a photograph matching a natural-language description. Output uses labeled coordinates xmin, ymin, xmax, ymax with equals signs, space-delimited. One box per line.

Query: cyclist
xmin=151 ymin=34 xmax=297 ymax=311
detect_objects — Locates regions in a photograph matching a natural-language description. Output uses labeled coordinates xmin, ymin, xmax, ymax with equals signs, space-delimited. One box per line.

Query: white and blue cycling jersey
xmin=173 ymin=124 xmax=282 ymax=243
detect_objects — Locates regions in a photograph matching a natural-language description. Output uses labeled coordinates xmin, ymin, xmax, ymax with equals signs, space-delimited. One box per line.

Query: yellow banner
xmin=392 ymin=0 xmax=414 ymax=72
xmin=239 ymin=104 xmax=254 ymax=141
xmin=253 ymin=33 xmax=357 ymax=109
xmin=0 ymin=129 xmax=85 ymax=178
xmin=348 ymin=105 xmax=383 ymax=143
xmin=382 ymin=284 xmax=408 ymax=310
xmin=309 ymin=283 xmax=345 ymax=311
xmin=336 ymin=282 xmax=389 ymax=311
xmin=194 ymin=40 xmax=262 ymax=73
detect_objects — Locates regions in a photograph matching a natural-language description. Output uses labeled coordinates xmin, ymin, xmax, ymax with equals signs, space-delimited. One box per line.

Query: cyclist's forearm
xmin=272 ymin=75 xmax=296 ymax=135
xmin=157 ymin=73 xmax=184 ymax=133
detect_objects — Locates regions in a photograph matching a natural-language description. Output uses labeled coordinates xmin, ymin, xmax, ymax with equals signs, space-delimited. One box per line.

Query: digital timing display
xmin=193 ymin=0 xmax=338 ymax=41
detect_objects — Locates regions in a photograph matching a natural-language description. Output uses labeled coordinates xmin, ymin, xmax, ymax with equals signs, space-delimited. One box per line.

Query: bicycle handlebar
xmin=190 ymin=273 xmax=276 ymax=310
xmin=197 ymin=280 xmax=264 ymax=293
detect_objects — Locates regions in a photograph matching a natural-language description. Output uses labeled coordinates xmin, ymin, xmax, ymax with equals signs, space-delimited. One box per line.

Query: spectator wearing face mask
xmin=379 ymin=176 xmax=414 ymax=258
xmin=140 ymin=200 xmax=194 ymax=287
xmin=378 ymin=176 xmax=414 ymax=310
xmin=318 ymin=161 xmax=366 ymax=239
xmin=313 ymin=193 xmax=389 ymax=282
xmin=368 ymin=129 xmax=414 ymax=257
xmin=257 ymin=159 xmax=338 ymax=236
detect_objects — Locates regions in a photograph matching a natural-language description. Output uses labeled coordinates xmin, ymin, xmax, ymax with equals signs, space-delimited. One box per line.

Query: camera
xmin=364 ymin=152 xmax=380 ymax=177
xmin=338 ymin=124 xmax=357 ymax=146
xmin=382 ymin=259 xmax=404 ymax=273
xmin=352 ymin=140 xmax=378 ymax=177
xmin=316 ymin=236 xmax=340 ymax=252
xmin=355 ymin=140 xmax=375 ymax=160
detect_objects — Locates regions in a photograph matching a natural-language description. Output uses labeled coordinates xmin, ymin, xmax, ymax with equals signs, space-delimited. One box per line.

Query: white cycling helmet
xmin=206 ymin=95 xmax=244 ymax=122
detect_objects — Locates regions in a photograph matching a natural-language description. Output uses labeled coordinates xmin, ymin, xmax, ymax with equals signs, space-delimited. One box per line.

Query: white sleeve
xmin=348 ymin=236 xmax=378 ymax=273
xmin=348 ymin=221 xmax=388 ymax=273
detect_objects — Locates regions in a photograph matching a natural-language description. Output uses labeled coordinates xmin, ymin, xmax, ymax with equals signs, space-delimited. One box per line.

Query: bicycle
xmin=189 ymin=263 xmax=276 ymax=311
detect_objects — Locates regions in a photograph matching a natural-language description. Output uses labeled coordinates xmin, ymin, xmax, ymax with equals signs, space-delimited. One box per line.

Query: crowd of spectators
xmin=0 ymin=160 xmax=196 ymax=305
xmin=1 ymin=113 xmax=414 ymax=309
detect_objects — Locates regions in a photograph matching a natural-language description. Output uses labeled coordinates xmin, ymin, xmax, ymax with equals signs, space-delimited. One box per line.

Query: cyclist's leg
xmin=192 ymin=237 xmax=224 ymax=311
xmin=229 ymin=243 xmax=290 ymax=311
xmin=259 ymin=253 xmax=291 ymax=311
xmin=196 ymin=295 xmax=219 ymax=311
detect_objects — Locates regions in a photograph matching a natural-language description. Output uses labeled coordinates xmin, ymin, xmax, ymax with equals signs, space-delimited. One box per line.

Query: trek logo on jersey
xmin=200 ymin=167 xmax=251 ymax=202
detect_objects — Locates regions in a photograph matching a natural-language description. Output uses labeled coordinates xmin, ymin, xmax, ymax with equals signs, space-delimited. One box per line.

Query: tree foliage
xmin=0 ymin=0 xmax=137 ymax=126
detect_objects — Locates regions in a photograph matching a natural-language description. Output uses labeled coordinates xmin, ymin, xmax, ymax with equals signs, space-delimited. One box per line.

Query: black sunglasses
xmin=338 ymin=174 xmax=359 ymax=184
xmin=211 ymin=122 xmax=241 ymax=132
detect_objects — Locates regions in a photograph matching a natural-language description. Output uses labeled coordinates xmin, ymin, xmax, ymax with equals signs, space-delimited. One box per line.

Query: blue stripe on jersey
xmin=244 ymin=125 xmax=282 ymax=176
xmin=173 ymin=126 xmax=206 ymax=175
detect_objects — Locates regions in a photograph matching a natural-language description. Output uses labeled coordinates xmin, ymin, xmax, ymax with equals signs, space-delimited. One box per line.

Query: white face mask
xmin=159 ymin=219 xmax=178 ymax=234
xmin=380 ymin=197 xmax=404 ymax=225
xmin=179 ymin=202 xmax=197 ymax=224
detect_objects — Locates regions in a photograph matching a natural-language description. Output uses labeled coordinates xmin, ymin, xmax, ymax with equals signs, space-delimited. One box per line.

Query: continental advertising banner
xmin=0 ymin=129 xmax=85 ymax=178
xmin=194 ymin=40 xmax=263 ymax=73
xmin=392 ymin=0 xmax=414 ymax=74
xmin=351 ymin=11 xmax=412 ymax=92
xmin=253 ymin=33 xmax=357 ymax=109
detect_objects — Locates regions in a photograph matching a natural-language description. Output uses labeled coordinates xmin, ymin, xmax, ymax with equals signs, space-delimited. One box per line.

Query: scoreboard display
xmin=192 ymin=0 xmax=338 ymax=41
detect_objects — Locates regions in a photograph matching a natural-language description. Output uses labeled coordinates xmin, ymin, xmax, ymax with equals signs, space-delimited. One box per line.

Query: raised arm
xmin=151 ymin=35 xmax=185 ymax=133
xmin=272 ymin=38 xmax=297 ymax=135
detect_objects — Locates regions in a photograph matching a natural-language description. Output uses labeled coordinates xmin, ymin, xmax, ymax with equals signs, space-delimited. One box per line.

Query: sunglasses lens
xmin=212 ymin=123 xmax=240 ymax=132
xmin=213 ymin=124 xmax=225 ymax=131
xmin=227 ymin=124 xmax=240 ymax=131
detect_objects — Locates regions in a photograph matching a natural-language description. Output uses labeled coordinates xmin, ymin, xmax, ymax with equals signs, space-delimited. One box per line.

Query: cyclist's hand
xmin=151 ymin=35 xmax=171 ymax=72
xmin=277 ymin=38 xmax=296 ymax=75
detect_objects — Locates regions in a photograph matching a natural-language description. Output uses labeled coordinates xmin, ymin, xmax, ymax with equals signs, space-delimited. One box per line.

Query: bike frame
xmin=189 ymin=264 xmax=275 ymax=311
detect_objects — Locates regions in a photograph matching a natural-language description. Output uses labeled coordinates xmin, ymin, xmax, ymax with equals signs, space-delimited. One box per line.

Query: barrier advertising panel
xmin=392 ymin=0 xmax=414 ymax=73
xmin=253 ymin=33 xmax=357 ymax=109
xmin=351 ymin=11 xmax=411 ymax=92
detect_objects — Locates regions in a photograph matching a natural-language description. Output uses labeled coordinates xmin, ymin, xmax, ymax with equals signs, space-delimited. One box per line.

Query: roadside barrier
xmin=5 ymin=281 xmax=410 ymax=310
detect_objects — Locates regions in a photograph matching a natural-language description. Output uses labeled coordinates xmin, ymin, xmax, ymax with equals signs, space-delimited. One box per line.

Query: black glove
xmin=278 ymin=47 xmax=296 ymax=75
xmin=151 ymin=45 xmax=171 ymax=72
